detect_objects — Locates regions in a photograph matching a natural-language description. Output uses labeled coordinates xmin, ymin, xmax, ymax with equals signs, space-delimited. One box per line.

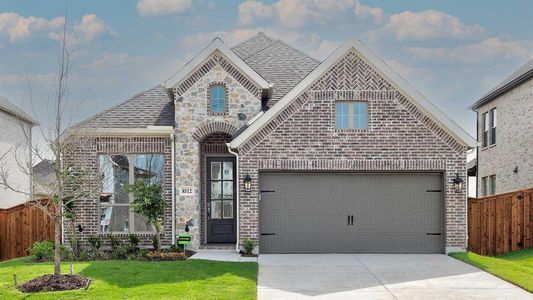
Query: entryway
xmin=258 ymin=254 xmax=532 ymax=299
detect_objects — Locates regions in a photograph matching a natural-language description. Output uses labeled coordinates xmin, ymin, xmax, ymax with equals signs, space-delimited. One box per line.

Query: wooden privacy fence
xmin=468 ymin=188 xmax=533 ymax=256
xmin=0 ymin=199 xmax=55 ymax=261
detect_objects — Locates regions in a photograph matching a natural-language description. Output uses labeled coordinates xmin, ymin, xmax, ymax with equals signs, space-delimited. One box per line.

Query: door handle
xmin=348 ymin=215 xmax=350 ymax=226
xmin=351 ymin=214 xmax=354 ymax=226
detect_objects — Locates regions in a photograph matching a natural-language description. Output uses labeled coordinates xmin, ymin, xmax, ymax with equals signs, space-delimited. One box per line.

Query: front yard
xmin=0 ymin=257 xmax=257 ymax=299
xmin=450 ymin=249 xmax=533 ymax=293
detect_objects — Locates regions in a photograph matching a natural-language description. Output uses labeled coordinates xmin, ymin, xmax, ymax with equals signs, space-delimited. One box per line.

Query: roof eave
xmin=230 ymin=37 xmax=476 ymax=150
xmin=165 ymin=37 xmax=270 ymax=92
xmin=470 ymin=69 xmax=533 ymax=111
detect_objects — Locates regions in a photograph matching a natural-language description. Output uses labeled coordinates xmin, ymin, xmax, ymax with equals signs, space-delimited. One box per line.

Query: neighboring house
xmin=0 ymin=95 xmax=37 ymax=209
xmin=67 ymin=33 xmax=476 ymax=254
xmin=33 ymin=159 xmax=56 ymax=199
xmin=471 ymin=59 xmax=533 ymax=197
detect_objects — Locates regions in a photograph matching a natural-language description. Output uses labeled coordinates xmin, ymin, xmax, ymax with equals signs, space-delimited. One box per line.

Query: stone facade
xmin=476 ymin=76 xmax=533 ymax=195
xmin=65 ymin=136 xmax=173 ymax=248
xmin=237 ymin=50 xmax=468 ymax=253
xmin=173 ymin=53 xmax=262 ymax=248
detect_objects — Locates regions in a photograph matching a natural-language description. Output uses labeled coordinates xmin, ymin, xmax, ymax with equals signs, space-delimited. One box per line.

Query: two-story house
xmin=471 ymin=60 xmax=533 ymax=197
xmin=66 ymin=33 xmax=475 ymax=254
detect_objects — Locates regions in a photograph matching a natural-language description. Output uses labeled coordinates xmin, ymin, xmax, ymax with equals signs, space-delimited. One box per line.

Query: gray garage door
xmin=259 ymin=173 xmax=443 ymax=254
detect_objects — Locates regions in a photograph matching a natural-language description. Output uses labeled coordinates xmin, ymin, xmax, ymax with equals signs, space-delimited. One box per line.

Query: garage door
xmin=259 ymin=173 xmax=443 ymax=254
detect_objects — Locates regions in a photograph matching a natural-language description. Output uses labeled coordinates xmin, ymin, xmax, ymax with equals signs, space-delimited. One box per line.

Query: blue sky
xmin=1 ymin=0 xmax=533 ymax=139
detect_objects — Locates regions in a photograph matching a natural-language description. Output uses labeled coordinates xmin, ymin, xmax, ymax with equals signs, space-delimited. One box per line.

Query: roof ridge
xmin=231 ymin=32 xmax=275 ymax=51
xmin=70 ymin=84 xmax=168 ymax=129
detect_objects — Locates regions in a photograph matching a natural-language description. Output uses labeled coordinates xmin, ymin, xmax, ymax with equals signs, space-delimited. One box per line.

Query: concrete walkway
xmin=189 ymin=250 xmax=257 ymax=262
xmin=258 ymin=254 xmax=532 ymax=299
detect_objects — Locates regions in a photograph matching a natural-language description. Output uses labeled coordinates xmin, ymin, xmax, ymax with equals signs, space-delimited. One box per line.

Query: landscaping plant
xmin=30 ymin=241 xmax=55 ymax=261
xmin=124 ymin=181 xmax=166 ymax=252
xmin=242 ymin=239 xmax=255 ymax=255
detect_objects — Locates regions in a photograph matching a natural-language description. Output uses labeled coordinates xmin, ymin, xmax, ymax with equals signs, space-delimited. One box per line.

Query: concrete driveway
xmin=258 ymin=254 xmax=532 ymax=299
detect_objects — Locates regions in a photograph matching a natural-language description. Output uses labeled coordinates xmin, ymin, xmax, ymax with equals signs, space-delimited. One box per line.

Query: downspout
xmin=475 ymin=110 xmax=479 ymax=198
xmin=171 ymin=132 xmax=176 ymax=245
xmin=226 ymin=144 xmax=240 ymax=253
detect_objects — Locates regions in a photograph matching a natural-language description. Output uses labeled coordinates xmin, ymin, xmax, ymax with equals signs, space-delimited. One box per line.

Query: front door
xmin=207 ymin=157 xmax=237 ymax=243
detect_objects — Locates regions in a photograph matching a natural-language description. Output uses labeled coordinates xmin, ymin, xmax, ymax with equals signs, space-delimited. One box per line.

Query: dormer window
xmin=209 ymin=83 xmax=226 ymax=114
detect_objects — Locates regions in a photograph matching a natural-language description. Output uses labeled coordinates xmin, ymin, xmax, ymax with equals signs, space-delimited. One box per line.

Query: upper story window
xmin=335 ymin=101 xmax=367 ymax=129
xmin=482 ymin=108 xmax=496 ymax=148
xmin=209 ymin=84 xmax=226 ymax=114
xmin=490 ymin=108 xmax=496 ymax=145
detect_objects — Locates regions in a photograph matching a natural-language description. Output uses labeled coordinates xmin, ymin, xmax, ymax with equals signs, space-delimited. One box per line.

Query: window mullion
xmin=348 ymin=102 xmax=354 ymax=128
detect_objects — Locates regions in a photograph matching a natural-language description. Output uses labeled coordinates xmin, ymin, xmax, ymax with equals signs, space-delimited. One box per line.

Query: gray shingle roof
xmin=74 ymin=85 xmax=174 ymax=128
xmin=0 ymin=95 xmax=38 ymax=125
xmin=232 ymin=33 xmax=320 ymax=106
xmin=471 ymin=59 xmax=533 ymax=110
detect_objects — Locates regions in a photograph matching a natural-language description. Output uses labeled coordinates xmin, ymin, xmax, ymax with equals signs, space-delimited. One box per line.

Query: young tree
xmin=124 ymin=181 xmax=166 ymax=252
xmin=0 ymin=15 xmax=98 ymax=276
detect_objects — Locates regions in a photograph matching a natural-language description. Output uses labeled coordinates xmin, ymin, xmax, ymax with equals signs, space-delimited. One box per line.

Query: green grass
xmin=0 ymin=257 xmax=257 ymax=299
xmin=450 ymin=248 xmax=533 ymax=292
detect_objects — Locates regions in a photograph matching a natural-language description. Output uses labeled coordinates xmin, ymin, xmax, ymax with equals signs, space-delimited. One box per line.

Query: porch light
xmin=244 ymin=174 xmax=252 ymax=192
xmin=452 ymin=173 xmax=464 ymax=193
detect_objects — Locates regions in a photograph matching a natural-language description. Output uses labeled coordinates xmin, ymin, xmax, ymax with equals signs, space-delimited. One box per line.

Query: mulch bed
xmin=18 ymin=274 xmax=90 ymax=293
xmin=241 ymin=253 xmax=258 ymax=257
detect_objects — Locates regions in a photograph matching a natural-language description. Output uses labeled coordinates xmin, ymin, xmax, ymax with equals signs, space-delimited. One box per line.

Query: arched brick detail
xmin=192 ymin=122 xmax=238 ymax=142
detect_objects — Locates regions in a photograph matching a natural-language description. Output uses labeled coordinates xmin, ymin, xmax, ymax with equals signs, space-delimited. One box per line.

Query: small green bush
xmin=242 ymin=239 xmax=255 ymax=254
xmin=60 ymin=245 xmax=74 ymax=261
xmin=113 ymin=246 xmax=129 ymax=260
xmin=107 ymin=233 xmax=121 ymax=251
xmin=128 ymin=234 xmax=140 ymax=253
xmin=151 ymin=235 xmax=159 ymax=250
xmin=88 ymin=235 xmax=102 ymax=250
xmin=30 ymin=241 xmax=54 ymax=261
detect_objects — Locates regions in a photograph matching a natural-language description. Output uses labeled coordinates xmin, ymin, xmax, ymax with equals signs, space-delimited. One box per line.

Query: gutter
xmin=171 ymin=131 xmax=176 ymax=245
xmin=226 ymin=144 xmax=240 ymax=253
xmin=470 ymin=69 xmax=533 ymax=110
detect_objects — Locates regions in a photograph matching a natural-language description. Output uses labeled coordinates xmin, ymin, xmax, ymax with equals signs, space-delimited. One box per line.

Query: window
xmin=481 ymin=176 xmax=488 ymax=196
xmin=210 ymin=161 xmax=234 ymax=219
xmin=482 ymin=112 xmax=488 ymax=148
xmin=335 ymin=101 xmax=368 ymax=129
xmin=489 ymin=175 xmax=496 ymax=195
xmin=99 ymin=154 xmax=164 ymax=233
xmin=490 ymin=108 xmax=497 ymax=145
xmin=209 ymin=84 xmax=226 ymax=113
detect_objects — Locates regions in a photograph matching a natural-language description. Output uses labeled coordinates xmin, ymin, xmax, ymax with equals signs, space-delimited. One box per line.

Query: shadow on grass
xmin=77 ymin=259 xmax=257 ymax=288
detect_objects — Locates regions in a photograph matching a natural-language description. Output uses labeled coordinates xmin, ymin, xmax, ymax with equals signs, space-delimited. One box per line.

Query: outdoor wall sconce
xmin=513 ymin=166 xmax=518 ymax=173
xmin=452 ymin=173 xmax=464 ymax=193
xmin=244 ymin=174 xmax=252 ymax=192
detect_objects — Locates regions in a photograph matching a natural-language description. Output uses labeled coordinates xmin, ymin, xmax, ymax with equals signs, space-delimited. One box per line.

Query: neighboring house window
xmin=335 ymin=101 xmax=368 ymax=129
xmin=481 ymin=176 xmax=488 ymax=196
xmin=482 ymin=112 xmax=488 ymax=148
xmin=99 ymin=154 xmax=164 ymax=233
xmin=490 ymin=108 xmax=497 ymax=145
xmin=489 ymin=175 xmax=496 ymax=195
xmin=209 ymin=84 xmax=226 ymax=114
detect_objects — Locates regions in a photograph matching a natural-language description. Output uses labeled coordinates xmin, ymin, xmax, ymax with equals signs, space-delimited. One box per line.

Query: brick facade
xmin=476 ymin=76 xmax=533 ymax=195
xmin=237 ymin=50 xmax=468 ymax=253
xmin=65 ymin=136 xmax=173 ymax=248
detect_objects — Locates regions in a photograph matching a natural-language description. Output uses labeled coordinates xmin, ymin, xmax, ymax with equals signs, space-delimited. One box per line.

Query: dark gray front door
xmin=260 ymin=173 xmax=443 ymax=253
xmin=207 ymin=157 xmax=236 ymax=243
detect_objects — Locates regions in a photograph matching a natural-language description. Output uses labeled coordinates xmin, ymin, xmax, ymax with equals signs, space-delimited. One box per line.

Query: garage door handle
xmin=347 ymin=215 xmax=350 ymax=225
xmin=426 ymin=233 xmax=441 ymax=235
xmin=261 ymin=233 xmax=276 ymax=236
xmin=351 ymin=215 xmax=354 ymax=226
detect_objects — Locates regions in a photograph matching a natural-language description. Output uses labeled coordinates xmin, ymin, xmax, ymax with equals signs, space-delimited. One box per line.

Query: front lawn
xmin=0 ymin=257 xmax=257 ymax=299
xmin=450 ymin=249 xmax=533 ymax=293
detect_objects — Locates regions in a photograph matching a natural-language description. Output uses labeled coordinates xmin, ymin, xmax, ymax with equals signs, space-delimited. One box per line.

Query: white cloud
xmin=371 ymin=10 xmax=484 ymax=41
xmin=407 ymin=38 xmax=533 ymax=64
xmin=238 ymin=1 xmax=274 ymax=25
xmin=137 ymin=0 xmax=193 ymax=17
xmin=237 ymin=0 xmax=382 ymax=28
xmin=75 ymin=14 xmax=117 ymax=41
xmin=0 ymin=12 xmax=64 ymax=41
xmin=86 ymin=53 xmax=144 ymax=70
xmin=0 ymin=72 xmax=56 ymax=88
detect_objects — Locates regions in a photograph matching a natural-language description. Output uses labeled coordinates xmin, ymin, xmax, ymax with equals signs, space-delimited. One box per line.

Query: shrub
xmin=87 ymin=235 xmax=102 ymax=250
xmin=242 ymin=239 xmax=255 ymax=254
xmin=139 ymin=249 xmax=149 ymax=259
xmin=169 ymin=244 xmax=180 ymax=253
xmin=60 ymin=245 xmax=74 ymax=261
xmin=30 ymin=241 xmax=54 ymax=261
xmin=128 ymin=234 xmax=140 ymax=253
xmin=113 ymin=246 xmax=129 ymax=260
xmin=151 ymin=235 xmax=159 ymax=250
xmin=107 ymin=233 xmax=121 ymax=251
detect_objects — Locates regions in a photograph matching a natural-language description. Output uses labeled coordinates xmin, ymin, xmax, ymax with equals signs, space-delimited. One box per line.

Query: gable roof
xmin=0 ymin=95 xmax=38 ymax=125
xmin=471 ymin=59 xmax=533 ymax=110
xmin=232 ymin=33 xmax=320 ymax=104
xmin=165 ymin=37 xmax=270 ymax=91
xmin=73 ymin=85 xmax=174 ymax=129
xmin=230 ymin=37 xmax=477 ymax=149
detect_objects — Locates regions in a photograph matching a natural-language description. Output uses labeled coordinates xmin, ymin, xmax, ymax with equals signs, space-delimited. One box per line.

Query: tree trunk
xmin=156 ymin=228 xmax=161 ymax=252
xmin=54 ymin=204 xmax=62 ymax=276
